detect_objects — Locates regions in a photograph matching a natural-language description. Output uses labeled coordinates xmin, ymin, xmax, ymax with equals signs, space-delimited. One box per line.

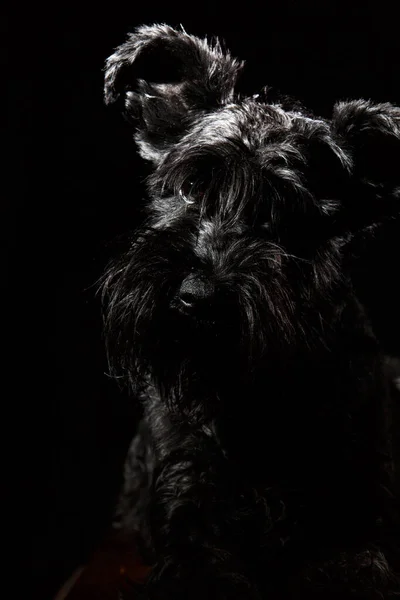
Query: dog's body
xmin=102 ymin=25 xmax=400 ymax=598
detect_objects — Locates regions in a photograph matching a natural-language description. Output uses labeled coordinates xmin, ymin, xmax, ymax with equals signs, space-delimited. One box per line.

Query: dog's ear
xmin=331 ymin=100 xmax=400 ymax=229
xmin=104 ymin=24 xmax=243 ymax=163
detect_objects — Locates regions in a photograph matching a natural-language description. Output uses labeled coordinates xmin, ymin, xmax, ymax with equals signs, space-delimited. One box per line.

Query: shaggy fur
xmin=102 ymin=25 xmax=400 ymax=599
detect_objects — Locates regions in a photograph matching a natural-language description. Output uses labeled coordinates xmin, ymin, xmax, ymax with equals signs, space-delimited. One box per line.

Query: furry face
xmin=102 ymin=26 xmax=400 ymax=407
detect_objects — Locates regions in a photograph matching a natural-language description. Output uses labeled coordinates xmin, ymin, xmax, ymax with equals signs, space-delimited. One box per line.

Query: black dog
xmin=102 ymin=25 xmax=400 ymax=599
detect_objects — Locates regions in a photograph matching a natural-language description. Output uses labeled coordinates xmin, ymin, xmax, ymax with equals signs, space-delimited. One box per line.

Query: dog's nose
xmin=178 ymin=274 xmax=214 ymax=311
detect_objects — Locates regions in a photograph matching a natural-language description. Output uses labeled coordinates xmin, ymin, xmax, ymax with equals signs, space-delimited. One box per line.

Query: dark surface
xmin=7 ymin=2 xmax=400 ymax=598
xmin=53 ymin=532 xmax=151 ymax=600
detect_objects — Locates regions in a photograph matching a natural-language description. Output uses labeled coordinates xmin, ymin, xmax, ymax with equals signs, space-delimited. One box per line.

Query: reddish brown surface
xmin=54 ymin=534 xmax=152 ymax=600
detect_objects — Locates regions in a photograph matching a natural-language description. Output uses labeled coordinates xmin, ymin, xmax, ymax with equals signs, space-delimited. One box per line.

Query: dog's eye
xmin=179 ymin=180 xmax=203 ymax=205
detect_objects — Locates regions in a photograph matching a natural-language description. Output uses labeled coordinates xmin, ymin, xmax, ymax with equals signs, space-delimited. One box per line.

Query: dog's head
xmin=102 ymin=25 xmax=400 ymax=404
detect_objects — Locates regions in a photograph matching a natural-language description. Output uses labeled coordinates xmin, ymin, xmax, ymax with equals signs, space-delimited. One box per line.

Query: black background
xmin=7 ymin=2 xmax=399 ymax=598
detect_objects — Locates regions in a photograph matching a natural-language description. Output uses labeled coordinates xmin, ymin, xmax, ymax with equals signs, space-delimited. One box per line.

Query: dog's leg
xmin=113 ymin=419 xmax=156 ymax=562
xmin=143 ymin=400 xmax=263 ymax=600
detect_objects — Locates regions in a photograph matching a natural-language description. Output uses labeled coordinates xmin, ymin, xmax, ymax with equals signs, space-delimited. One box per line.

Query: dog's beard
xmin=101 ymin=229 xmax=344 ymax=410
